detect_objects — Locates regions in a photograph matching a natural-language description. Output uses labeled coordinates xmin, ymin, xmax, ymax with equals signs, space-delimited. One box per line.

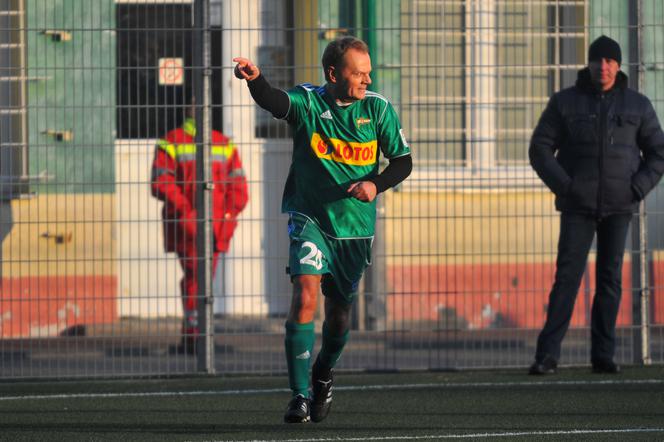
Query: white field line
xmin=0 ymin=378 xmax=662 ymax=402
xmin=231 ymin=428 xmax=664 ymax=442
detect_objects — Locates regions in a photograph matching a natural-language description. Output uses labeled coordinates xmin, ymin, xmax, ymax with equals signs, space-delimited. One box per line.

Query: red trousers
xmin=177 ymin=249 xmax=220 ymax=336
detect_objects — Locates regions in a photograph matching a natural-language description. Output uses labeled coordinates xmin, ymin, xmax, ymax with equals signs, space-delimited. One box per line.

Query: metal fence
xmin=0 ymin=0 xmax=663 ymax=379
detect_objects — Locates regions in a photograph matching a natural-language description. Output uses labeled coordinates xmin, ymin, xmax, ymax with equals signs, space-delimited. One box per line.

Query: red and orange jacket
xmin=151 ymin=118 xmax=248 ymax=253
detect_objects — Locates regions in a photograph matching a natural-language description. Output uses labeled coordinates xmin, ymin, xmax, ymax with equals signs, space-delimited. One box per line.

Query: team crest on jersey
xmin=356 ymin=117 xmax=371 ymax=128
xmin=311 ymin=132 xmax=377 ymax=166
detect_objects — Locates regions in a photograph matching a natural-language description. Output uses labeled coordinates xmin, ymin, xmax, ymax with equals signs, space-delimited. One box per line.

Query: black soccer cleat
xmin=284 ymin=394 xmax=311 ymax=423
xmin=310 ymin=363 xmax=333 ymax=423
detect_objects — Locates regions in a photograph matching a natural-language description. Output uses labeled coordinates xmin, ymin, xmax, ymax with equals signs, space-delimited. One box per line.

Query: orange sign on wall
xmin=386 ymin=261 xmax=650 ymax=329
xmin=0 ymin=276 xmax=117 ymax=338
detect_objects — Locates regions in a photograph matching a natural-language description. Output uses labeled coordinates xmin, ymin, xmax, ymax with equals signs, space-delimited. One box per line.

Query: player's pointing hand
xmin=233 ymin=57 xmax=261 ymax=81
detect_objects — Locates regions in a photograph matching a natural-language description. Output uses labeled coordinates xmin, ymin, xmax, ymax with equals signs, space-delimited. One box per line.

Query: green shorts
xmin=287 ymin=212 xmax=373 ymax=304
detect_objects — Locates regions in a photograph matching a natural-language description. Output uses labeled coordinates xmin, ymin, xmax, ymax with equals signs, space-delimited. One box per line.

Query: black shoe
xmin=310 ymin=361 xmax=333 ymax=423
xmin=592 ymin=359 xmax=620 ymax=374
xmin=529 ymin=355 xmax=557 ymax=375
xmin=284 ymin=394 xmax=310 ymax=423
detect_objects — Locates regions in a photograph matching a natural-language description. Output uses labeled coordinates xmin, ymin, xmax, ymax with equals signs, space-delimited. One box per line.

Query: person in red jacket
xmin=151 ymin=112 xmax=248 ymax=354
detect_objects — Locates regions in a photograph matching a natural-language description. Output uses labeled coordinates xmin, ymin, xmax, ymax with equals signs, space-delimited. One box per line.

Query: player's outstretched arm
xmin=233 ymin=57 xmax=289 ymax=119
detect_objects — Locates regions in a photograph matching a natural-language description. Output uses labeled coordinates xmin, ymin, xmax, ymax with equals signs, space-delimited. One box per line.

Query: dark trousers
xmin=535 ymin=212 xmax=632 ymax=363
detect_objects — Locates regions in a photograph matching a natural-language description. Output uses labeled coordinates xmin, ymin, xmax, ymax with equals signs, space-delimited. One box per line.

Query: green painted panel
xmin=588 ymin=0 xmax=630 ymax=64
xmin=642 ymin=0 xmax=664 ymax=119
xmin=27 ymin=0 xmax=115 ymax=194
xmin=374 ymin=0 xmax=400 ymax=107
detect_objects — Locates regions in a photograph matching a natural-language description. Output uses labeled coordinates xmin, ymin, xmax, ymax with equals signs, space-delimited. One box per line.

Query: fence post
xmin=629 ymin=0 xmax=651 ymax=365
xmin=638 ymin=206 xmax=652 ymax=365
xmin=194 ymin=0 xmax=215 ymax=373
xmin=359 ymin=0 xmax=384 ymax=331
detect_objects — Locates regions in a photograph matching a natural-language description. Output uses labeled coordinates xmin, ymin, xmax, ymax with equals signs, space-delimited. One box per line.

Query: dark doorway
xmin=116 ymin=4 xmax=223 ymax=139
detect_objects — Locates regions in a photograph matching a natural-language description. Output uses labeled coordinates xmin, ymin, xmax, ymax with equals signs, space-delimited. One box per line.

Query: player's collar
xmin=325 ymin=84 xmax=357 ymax=108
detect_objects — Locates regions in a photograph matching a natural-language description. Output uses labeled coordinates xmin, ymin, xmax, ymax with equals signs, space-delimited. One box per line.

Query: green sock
xmin=317 ymin=321 xmax=349 ymax=371
xmin=284 ymin=321 xmax=315 ymax=397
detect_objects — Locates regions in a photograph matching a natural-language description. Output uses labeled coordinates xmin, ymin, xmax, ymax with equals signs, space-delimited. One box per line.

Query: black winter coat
xmin=529 ymin=68 xmax=664 ymax=216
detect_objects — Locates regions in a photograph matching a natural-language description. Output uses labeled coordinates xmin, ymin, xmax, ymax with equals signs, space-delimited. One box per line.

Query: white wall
xmin=115 ymin=139 xmax=182 ymax=318
xmin=216 ymin=0 xmax=269 ymax=315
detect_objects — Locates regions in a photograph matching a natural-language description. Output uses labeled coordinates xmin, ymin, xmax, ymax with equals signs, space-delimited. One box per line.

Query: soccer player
xmin=233 ymin=36 xmax=412 ymax=423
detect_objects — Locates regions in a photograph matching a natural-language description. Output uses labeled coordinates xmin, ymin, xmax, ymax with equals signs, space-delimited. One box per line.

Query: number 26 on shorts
xmin=300 ymin=241 xmax=323 ymax=270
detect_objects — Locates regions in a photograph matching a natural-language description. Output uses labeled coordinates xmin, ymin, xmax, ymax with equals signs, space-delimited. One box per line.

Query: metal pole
xmin=628 ymin=0 xmax=642 ymax=365
xmin=628 ymin=0 xmax=650 ymax=365
xmin=193 ymin=0 xmax=214 ymax=373
xmin=19 ymin=0 xmax=27 ymax=177
xmin=358 ymin=0 xmax=381 ymax=331
xmin=636 ymin=0 xmax=651 ymax=365
xmin=638 ymin=204 xmax=651 ymax=365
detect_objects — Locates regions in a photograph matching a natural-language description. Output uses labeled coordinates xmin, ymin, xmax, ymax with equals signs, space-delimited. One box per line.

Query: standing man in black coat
xmin=529 ymin=35 xmax=664 ymax=375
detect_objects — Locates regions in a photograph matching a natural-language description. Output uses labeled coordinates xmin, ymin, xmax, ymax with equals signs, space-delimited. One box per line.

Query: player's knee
xmin=290 ymin=276 xmax=320 ymax=323
xmin=324 ymin=298 xmax=351 ymax=334
xmin=289 ymin=294 xmax=317 ymax=323
xmin=325 ymin=315 xmax=349 ymax=335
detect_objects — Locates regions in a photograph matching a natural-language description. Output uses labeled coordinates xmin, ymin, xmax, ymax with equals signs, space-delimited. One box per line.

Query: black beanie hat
xmin=588 ymin=35 xmax=622 ymax=65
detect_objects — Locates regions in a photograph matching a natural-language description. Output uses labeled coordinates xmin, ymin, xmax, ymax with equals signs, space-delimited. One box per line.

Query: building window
xmin=0 ymin=0 xmax=27 ymax=198
xmin=401 ymin=0 xmax=586 ymax=169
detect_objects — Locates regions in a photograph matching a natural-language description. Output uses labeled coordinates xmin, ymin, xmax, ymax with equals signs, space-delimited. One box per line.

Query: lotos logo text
xmin=311 ymin=133 xmax=377 ymax=166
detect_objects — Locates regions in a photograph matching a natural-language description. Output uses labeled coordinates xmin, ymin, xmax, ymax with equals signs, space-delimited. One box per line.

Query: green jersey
xmin=281 ymin=84 xmax=410 ymax=238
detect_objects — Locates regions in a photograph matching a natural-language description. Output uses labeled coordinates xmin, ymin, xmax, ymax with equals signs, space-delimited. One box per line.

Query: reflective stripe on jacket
xmin=151 ymin=118 xmax=249 ymax=253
